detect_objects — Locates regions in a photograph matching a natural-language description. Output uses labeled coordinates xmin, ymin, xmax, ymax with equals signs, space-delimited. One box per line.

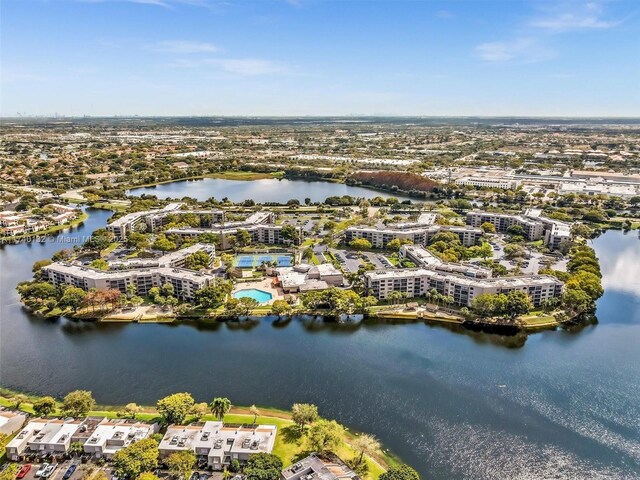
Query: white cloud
xmin=530 ymin=2 xmax=620 ymax=32
xmin=166 ymin=57 xmax=289 ymax=76
xmin=150 ymin=40 xmax=220 ymax=53
xmin=475 ymin=38 xmax=554 ymax=63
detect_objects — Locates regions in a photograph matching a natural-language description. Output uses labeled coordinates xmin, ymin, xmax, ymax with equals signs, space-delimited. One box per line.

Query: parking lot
xmin=16 ymin=461 xmax=84 ymax=480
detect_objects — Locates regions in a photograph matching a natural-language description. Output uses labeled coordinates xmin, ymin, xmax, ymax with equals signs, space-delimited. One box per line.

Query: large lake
xmin=127 ymin=178 xmax=412 ymax=203
xmin=1 ymin=208 xmax=639 ymax=479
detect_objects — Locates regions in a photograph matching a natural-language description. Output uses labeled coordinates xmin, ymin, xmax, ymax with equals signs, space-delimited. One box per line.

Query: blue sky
xmin=1 ymin=0 xmax=639 ymax=116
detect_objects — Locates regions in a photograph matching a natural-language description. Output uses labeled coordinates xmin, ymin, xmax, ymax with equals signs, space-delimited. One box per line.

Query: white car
xmin=36 ymin=464 xmax=50 ymax=477
xmin=41 ymin=464 xmax=58 ymax=478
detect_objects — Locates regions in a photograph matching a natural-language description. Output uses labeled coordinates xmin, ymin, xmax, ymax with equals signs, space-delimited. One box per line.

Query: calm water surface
xmin=127 ymin=178 xmax=412 ymax=203
xmin=1 ymin=208 xmax=639 ymax=480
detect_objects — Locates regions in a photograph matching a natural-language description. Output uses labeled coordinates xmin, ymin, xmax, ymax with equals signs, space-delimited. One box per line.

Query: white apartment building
xmin=158 ymin=421 xmax=277 ymax=470
xmin=345 ymin=224 xmax=483 ymax=249
xmin=364 ymin=268 xmax=563 ymax=307
xmin=455 ymin=176 xmax=519 ymax=190
xmin=466 ymin=209 xmax=571 ymax=251
xmin=83 ymin=420 xmax=160 ymax=459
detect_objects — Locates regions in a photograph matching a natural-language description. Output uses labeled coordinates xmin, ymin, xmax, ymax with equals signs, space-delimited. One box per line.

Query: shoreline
xmin=0 ymin=387 xmax=400 ymax=476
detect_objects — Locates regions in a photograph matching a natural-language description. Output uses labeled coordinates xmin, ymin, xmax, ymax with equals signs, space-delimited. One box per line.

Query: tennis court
xmin=234 ymin=253 xmax=293 ymax=268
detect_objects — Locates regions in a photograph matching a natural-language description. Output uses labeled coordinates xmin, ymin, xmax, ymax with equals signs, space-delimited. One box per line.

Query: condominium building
xmin=399 ymin=244 xmax=491 ymax=279
xmin=466 ymin=209 xmax=571 ymax=251
xmin=167 ymin=213 xmax=299 ymax=249
xmin=364 ymin=268 xmax=563 ymax=307
xmin=106 ymin=203 xmax=226 ymax=240
xmin=42 ymin=244 xmax=216 ymax=300
xmin=455 ymin=176 xmax=519 ymax=190
xmin=158 ymin=421 xmax=277 ymax=470
xmin=43 ymin=264 xmax=215 ymax=300
xmin=345 ymin=224 xmax=483 ymax=249
xmin=466 ymin=211 xmax=544 ymax=240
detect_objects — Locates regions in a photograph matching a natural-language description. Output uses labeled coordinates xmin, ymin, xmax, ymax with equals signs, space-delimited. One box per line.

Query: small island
xmin=16 ymin=193 xmax=604 ymax=334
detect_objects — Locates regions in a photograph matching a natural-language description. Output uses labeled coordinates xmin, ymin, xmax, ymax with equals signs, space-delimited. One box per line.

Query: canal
xmin=1 ymin=208 xmax=639 ymax=479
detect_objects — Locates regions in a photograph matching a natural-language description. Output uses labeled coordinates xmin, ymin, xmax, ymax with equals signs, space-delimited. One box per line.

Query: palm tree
xmin=249 ymin=404 xmax=260 ymax=425
xmin=210 ymin=397 xmax=232 ymax=421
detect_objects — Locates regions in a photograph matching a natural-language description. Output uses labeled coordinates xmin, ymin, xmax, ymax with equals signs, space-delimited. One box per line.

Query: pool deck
xmin=231 ymin=278 xmax=286 ymax=305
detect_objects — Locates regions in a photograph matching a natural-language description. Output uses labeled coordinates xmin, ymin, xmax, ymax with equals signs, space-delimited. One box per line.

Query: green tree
xmin=379 ymin=465 xmax=420 ymax=480
xmin=480 ymin=222 xmax=496 ymax=233
xmin=349 ymin=238 xmax=372 ymax=250
xmin=236 ymin=229 xmax=252 ymax=247
xmin=160 ymin=282 xmax=175 ymax=298
xmin=157 ymin=392 xmax=195 ymax=424
xmin=90 ymin=259 xmax=109 ymax=271
xmin=243 ymin=453 xmax=283 ymax=480
xmin=112 ymin=438 xmax=159 ymax=478
xmin=191 ymin=402 xmax=209 ymax=420
xmin=291 ymin=403 xmax=318 ymax=431
xmin=271 ymin=299 xmax=292 ymax=316
xmin=185 ymin=250 xmax=211 ymax=270
xmin=0 ymin=464 xmax=20 ymax=480
xmin=69 ymin=441 xmax=85 ymax=456
xmin=166 ymin=450 xmax=196 ymax=480
xmin=194 ymin=281 xmax=233 ymax=308
xmin=32 ymin=259 xmax=53 ymax=274
xmin=505 ymin=290 xmax=532 ymax=319
xmin=152 ymin=235 xmax=176 ymax=251
xmin=209 ymin=397 xmax=232 ymax=421
xmin=280 ymin=225 xmax=299 ymax=244
xmin=306 ymin=419 xmax=344 ymax=455
xmin=59 ymin=286 xmax=87 ymax=312
xmin=62 ymin=390 xmax=95 ymax=417
xmin=118 ymin=403 xmax=142 ymax=419
xmin=137 ymin=474 xmax=160 ymax=480
xmin=33 ymin=396 xmax=57 ymax=416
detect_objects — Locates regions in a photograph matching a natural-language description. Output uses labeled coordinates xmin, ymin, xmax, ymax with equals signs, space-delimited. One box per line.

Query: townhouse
xmin=6 ymin=417 xmax=159 ymax=461
xmin=158 ymin=421 xmax=277 ymax=470
xmin=399 ymin=244 xmax=491 ymax=279
xmin=6 ymin=418 xmax=82 ymax=460
xmin=83 ymin=420 xmax=160 ymax=459
xmin=0 ymin=409 xmax=27 ymax=436
xmin=282 ymin=453 xmax=360 ymax=480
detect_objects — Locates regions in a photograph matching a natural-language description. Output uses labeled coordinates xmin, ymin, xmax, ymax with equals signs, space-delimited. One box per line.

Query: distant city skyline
xmin=2 ymin=0 xmax=639 ymax=117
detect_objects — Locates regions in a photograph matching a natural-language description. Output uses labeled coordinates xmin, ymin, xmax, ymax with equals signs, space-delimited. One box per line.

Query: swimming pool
xmin=232 ymin=288 xmax=273 ymax=303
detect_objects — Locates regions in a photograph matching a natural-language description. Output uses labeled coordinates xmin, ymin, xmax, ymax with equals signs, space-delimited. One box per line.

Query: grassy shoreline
xmin=0 ymin=388 xmax=399 ymax=478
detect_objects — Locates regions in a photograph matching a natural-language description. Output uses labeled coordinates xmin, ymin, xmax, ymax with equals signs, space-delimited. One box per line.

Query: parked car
xmin=63 ymin=464 xmax=77 ymax=480
xmin=189 ymin=473 xmax=199 ymax=480
xmin=16 ymin=465 xmax=32 ymax=479
xmin=41 ymin=464 xmax=57 ymax=478
xmin=35 ymin=463 xmax=50 ymax=477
